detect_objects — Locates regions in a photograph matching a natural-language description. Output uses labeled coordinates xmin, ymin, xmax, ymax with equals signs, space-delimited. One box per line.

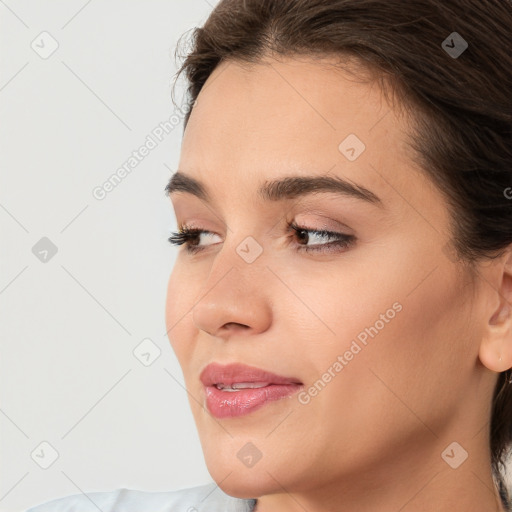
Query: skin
xmin=165 ymin=55 xmax=512 ymax=512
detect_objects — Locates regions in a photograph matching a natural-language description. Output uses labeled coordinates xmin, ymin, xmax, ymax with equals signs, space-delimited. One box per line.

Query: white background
xmin=1 ymin=1 xmax=217 ymax=511
xmin=1 ymin=1 xmax=511 ymax=511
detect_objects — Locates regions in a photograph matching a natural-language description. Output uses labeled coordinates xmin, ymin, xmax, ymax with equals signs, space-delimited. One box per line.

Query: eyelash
xmin=167 ymin=221 xmax=356 ymax=255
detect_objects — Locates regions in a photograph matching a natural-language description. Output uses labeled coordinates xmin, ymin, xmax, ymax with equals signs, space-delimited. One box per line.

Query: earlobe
xmin=478 ymin=343 xmax=511 ymax=374
xmin=478 ymin=250 xmax=512 ymax=374
xmin=478 ymin=310 xmax=512 ymax=373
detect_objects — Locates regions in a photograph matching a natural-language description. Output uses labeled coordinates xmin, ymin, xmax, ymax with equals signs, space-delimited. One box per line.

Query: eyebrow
xmin=165 ymin=171 xmax=383 ymax=206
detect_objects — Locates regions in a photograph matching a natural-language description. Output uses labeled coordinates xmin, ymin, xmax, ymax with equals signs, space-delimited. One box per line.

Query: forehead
xmin=182 ymin=55 xmax=403 ymax=149
xmin=176 ymin=56 xmax=442 ymax=223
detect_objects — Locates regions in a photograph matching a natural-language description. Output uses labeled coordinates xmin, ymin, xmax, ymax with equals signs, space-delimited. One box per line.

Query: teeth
xmin=215 ymin=382 xmax=270 ymax=391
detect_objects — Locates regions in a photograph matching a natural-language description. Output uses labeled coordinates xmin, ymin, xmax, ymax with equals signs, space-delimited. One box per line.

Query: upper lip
xmin=200 ymin=362 xmax=303 ymax=387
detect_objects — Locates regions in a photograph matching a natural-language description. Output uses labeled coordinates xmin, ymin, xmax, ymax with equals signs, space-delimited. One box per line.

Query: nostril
xmin=223 ymin=322 xmax=250 ymax=330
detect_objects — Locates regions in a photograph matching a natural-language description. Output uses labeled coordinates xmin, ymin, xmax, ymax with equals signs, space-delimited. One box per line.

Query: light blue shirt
xmin=25 ymin=482 xmax=257 ymax=512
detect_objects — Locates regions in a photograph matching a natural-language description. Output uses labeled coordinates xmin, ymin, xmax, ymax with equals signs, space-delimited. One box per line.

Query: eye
xmin=167 ymin=225 xmax=221 ymax=254
xmin=288 ymin=221 xmax=356 ymax=254
xmin=167 ymin=222 xmax=356 ymax=255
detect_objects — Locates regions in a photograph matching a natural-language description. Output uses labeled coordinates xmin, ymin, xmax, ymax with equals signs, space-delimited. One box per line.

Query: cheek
xmin=274 ymin=265 xmax=468 ymax=476
xmin=308 ymin=257 xmax=472 ymax=429
xmin=294 ymin=246 xmax=454 ymax=377
xmin=165 ymin=263 xmax=197 ymax=361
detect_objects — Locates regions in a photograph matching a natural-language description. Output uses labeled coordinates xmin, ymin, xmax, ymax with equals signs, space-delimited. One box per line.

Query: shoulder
xmin=25 ymin=482 xmax=257 ymax=512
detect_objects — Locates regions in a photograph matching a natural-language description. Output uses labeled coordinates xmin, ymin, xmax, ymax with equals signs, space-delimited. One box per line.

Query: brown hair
xmin=172 ymin=0 xmax=512 ymax=506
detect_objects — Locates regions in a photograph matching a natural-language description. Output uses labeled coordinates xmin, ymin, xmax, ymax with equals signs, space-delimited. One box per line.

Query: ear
xmin=478 ymin=248 xmax=512 ymax=373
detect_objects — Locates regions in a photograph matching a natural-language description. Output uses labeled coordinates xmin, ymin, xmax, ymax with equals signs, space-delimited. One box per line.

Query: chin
xmin=212 ymin=472 xmax=272 ymax=500
xmin=202 ymin=448 xmax=281 ymax=498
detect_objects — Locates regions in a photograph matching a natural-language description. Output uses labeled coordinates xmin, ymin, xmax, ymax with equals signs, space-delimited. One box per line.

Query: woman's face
xmin=165 ymin=56 xmax=492 ymax=499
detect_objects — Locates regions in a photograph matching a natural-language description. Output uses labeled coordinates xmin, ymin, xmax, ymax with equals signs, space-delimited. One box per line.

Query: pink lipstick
xmin=200 ymin=362 xmax=303 ymax=418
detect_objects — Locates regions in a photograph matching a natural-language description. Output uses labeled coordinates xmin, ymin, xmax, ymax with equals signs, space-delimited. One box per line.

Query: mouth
xmin=212 ymin=381 xmax=275 ymax=391
xmin=199 ymin=362 xmax=303 ymax=418
xmin=200 ymin=361 xmax=303 ymax=387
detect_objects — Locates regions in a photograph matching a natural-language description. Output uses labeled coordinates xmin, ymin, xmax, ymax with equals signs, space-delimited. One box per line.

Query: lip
xmin=200 ymin=362 xmax=302 ymax=387
xmin=200 ymin=362 xmax=303 ymax=419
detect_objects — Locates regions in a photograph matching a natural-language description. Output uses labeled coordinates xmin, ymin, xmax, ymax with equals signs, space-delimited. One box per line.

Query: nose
xmin=192 ymin=252 xmax=273 ymax=340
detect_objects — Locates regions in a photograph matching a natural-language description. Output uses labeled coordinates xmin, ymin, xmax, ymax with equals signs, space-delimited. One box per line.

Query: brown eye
xmin=289 ymin=222 xmax=356 ymax=254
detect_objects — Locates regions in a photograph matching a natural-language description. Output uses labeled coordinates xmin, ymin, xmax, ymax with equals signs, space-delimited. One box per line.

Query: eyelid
xmin=290 ymin=211 xmax=354 ymax=235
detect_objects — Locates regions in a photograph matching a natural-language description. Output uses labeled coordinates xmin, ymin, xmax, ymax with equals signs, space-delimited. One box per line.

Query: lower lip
xmin=204 ymin=384 xmax=303 ymax=418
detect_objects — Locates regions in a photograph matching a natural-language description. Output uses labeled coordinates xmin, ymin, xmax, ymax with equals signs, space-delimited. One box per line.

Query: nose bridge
xmin=191 ymin=235 xmax=272 ymax=337
xmin=205 ymin=225 xmax=270 ymax=291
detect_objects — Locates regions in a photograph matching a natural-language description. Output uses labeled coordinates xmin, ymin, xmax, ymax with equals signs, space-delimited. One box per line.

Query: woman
xmin=27 ymin=0 xmax=512 ymax=510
